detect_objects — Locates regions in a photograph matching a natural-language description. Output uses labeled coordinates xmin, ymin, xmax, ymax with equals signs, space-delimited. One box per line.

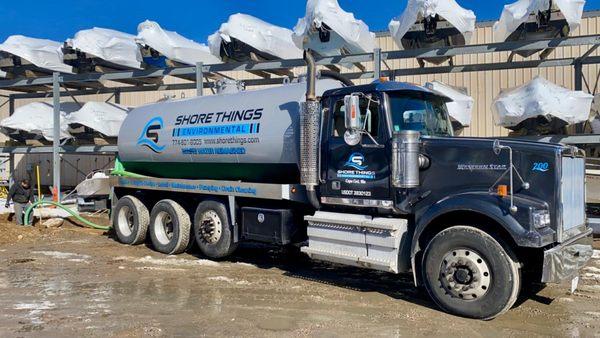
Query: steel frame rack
xmin=0 ymin=34 xmax=598 ymax=200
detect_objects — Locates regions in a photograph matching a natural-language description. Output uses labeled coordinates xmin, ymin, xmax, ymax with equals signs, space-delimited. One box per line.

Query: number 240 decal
xmin=532 ymin=162 xmax=550 ymax=172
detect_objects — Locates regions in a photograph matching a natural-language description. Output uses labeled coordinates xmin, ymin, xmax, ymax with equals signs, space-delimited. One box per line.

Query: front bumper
xmin=541 ymin=227 xmax=593 ymax=283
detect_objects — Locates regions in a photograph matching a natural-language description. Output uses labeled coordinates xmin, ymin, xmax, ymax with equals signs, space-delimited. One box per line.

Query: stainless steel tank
xmin=118 ymin=79 xmax=341 ymax=183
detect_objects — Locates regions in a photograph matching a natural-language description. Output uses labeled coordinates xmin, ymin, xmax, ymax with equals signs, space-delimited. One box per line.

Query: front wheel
xmin=421 ymin=226 xmax=521 ymax=320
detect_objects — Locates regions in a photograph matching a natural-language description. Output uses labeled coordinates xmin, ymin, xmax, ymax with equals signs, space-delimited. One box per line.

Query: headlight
xmin=531 ymin=209 xmax=551 ymax=229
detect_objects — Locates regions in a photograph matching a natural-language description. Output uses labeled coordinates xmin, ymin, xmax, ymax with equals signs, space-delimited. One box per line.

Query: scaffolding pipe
xmin=52 ymin=72 xmax=61 ymax=202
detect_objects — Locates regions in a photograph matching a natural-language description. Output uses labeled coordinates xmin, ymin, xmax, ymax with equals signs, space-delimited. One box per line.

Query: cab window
xmin=331 ymin=94 xmax=380 ymax=139
xmin=388 ymin=93 xmax=453 ymax=137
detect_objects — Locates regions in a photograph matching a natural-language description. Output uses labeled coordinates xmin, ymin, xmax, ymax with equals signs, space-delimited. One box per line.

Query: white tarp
xmin=493 ymin=0 xmax=586 ymax=42
xmin=67 ymin=28 xmax=143 ymax=69
xmin=389 ymin=0 xmax=476 ymax=48
xmin=293 ymin=0 xmax=376 ymax=55
xmin=0 ymin=102 xmax=80 ymax=141
xmin=0 ymin=35 xmax=73 ymax=74
xmin=426 ymin=81 xmax=473 ymax=127
xmin=68 ymin=102 xmax=130 ymax=137
xmin=137 ymin=20 xmax=221 ymax=65
xmin=493 ymin=76 xmax=594 ymax=127
xmin=208 ymin=13 xmax=302 ymax=60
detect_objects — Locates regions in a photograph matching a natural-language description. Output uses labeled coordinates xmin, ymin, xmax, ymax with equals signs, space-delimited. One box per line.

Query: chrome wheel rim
xmin=198 ymin=210 xmax=222 ymax=244
xmin=154 ymin=211 xmax=174 ymax=245
xmin=117 ymin=205 xmax=134 ymax=237
xmin=439 ymin=248 xmax=491 ymax=300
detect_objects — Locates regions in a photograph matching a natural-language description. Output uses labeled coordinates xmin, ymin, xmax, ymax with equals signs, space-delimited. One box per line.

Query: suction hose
xmin=24 ymin=201 xmax=111 ymax=231
xmin=319 ymin=70 xmax=354 ymax=87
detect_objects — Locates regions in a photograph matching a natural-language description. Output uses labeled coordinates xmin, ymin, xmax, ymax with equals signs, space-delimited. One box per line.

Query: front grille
xmin=560 ymin=156 xmax=586 ymax=236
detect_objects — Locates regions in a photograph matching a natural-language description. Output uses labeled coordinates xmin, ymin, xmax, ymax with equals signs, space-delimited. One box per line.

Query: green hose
xmin=24 ymin=201 xmax=111 ymax=231
xmin=111 ymin=157 xmax=146 ymax=178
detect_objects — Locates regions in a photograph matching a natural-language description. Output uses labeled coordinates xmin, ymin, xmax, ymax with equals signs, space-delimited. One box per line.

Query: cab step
xmin=301 ymin=211 xmax=408 ymax=273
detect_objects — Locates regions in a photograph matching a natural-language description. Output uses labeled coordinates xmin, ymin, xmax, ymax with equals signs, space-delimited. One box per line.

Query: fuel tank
xmin=118 ymin=79 xmax=341 ymax=183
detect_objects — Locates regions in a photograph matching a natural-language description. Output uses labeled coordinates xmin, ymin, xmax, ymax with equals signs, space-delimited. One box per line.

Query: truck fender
xmin=408 ymin=192 xmax=543 ymax=286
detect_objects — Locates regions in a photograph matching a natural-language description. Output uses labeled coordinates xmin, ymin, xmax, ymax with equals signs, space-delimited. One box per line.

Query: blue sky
xmin=1 ymin=0 xmax=598 ymax=43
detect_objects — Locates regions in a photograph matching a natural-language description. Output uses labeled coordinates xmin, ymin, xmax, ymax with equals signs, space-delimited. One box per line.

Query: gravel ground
xmin=0 ymin=215 xmax=599 ymax=337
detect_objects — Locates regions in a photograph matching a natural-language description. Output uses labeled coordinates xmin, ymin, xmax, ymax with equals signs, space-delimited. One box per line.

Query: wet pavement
xmin=0 ymin=219 xmax=599 ymax=337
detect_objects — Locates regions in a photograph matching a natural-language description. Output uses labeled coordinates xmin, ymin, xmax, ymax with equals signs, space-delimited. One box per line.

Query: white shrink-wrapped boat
xmin=65 ymin=28 xmax=143 ymax=70
xmin=0 ymin=35 xmax=74 ymax=75
xmin=293 ymin=0 xmax=376 ymax=57
xmin=426 ymin=81 xmax=473 ymax=133
xmin=208 ymin=13 xmax=302 ymax=62
xmin=68 ymin=102 xmax=130 ymax=138
xmin=389 ymin=0 xmax=476 ymax=66
xmin=494 ymin=0 xmax=586 ymax=58
xmin=0 ymin=102 xmax=79 ymax=142
xmin=137 ymin=20 xmax=221 ymax=67
xmin=493 ymin=76 xmax=594 ymax=135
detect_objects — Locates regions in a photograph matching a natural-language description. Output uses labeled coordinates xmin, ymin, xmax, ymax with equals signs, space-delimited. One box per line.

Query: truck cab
xmin=320 ymin=81 xmax=452 ymax=206
xmin=300 ymin=80 xmax=593 ymax=319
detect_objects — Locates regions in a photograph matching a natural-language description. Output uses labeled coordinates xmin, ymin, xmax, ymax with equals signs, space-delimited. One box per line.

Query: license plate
xmin=570 ymin=276 xmax=580 ymax=294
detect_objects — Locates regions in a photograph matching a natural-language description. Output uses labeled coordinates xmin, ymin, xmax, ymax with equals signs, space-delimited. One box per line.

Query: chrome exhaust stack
xmin=300 ymin=50 xmax=321 ymax=208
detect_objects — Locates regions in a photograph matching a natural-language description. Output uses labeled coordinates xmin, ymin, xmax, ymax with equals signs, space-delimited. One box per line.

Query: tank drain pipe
xmin=302 ymin=50 xmax=321 ymax=209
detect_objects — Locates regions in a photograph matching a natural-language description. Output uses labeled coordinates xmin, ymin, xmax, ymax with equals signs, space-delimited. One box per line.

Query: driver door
xmin=320 ymin=93 xmax=392 ymax=203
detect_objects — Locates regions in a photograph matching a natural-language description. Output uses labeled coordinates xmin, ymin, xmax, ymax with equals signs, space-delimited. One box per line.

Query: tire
xmin=113 ymin=195 xmax=150 ymax=245
xmin=421 ymin=226 xmax=521 ymax=320
xmin=149 ymin=200 xmax=191 ymax=255
xmin=193 ymin=200 xmax=238 ymax=259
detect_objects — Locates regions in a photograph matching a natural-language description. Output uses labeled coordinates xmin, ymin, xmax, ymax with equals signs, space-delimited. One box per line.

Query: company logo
xmin=137 ymin=117 xmax=166 ymax=153
xmin=344 ymin=153 xmax=368 ymax=171
xmin=532 ymin=162 xmax=550 ymax=172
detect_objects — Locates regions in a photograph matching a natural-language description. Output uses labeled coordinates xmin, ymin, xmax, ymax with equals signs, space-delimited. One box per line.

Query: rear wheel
xmin=113 ymin=195 xmax=149 ymax=245
xmin=193 ymin=200 xmax=238 ymax=259
xmin=421 ymin=226 xmax=520 ymax=320
xmin=149 ymin=200 xmax=191 ymax=255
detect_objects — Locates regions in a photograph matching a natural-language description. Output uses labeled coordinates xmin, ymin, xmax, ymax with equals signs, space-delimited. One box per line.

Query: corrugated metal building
xmin=1 ymin=11 xmax=599 ymax=188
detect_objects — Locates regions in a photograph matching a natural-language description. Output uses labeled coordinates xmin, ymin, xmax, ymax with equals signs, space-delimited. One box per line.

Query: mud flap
xmin=301 ymin=211 xmax=407 ymax=273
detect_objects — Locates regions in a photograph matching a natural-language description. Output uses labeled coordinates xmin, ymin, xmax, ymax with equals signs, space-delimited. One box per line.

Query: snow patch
xmin=235 ymin=262 xmax=256 ymax=268
xmin=14 ymin=301 xmax=55 ymax=325
xmin=33 ymin=251 xmax=90 ymax=260
xmin=116 ymin=255 xmax=220 ymax=267
xmin=592 ymin=250 xmax=600 ymax=260
xmin=584 ymin=266 xmax=600 ymax=274
xmin=582 ymin=272 xmax=600 ymax=281
xmin=208 ymin=276 xmax=234 ymax=283
xmin=135 ymin=266 xmax=187 ymax=272
xmin=236 ymin=280 xmax=251 ymax=286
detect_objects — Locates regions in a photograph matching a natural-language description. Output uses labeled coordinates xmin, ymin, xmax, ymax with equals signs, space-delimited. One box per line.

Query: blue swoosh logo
xmin=137 ymin=117 xmax=166 ymax=153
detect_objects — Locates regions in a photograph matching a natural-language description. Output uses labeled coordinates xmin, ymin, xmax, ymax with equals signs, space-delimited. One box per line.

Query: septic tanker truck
xmin=110 ymin=52 xmax=593 ymax=319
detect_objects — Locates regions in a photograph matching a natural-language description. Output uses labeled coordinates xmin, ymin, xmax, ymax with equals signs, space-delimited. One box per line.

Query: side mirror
xmin=343 ymin=94 xmax=362 ymax=146
xmin=344 ymin=94 xmax=362 ymax=130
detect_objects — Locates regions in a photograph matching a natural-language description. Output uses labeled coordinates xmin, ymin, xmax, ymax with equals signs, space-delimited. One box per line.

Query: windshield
xmin=388 ymin=93 xmax=453 ymax=137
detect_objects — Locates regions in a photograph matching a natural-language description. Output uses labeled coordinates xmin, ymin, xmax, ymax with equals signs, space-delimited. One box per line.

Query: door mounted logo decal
xmin=344 ymin=153 xmax=368 ymax=170
xmin=137 ymin=117 xmax=166 ymax=153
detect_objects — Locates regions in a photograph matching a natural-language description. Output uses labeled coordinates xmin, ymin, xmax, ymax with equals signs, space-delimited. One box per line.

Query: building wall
xmin=0 ymin=12 xmax=599 ymax=188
